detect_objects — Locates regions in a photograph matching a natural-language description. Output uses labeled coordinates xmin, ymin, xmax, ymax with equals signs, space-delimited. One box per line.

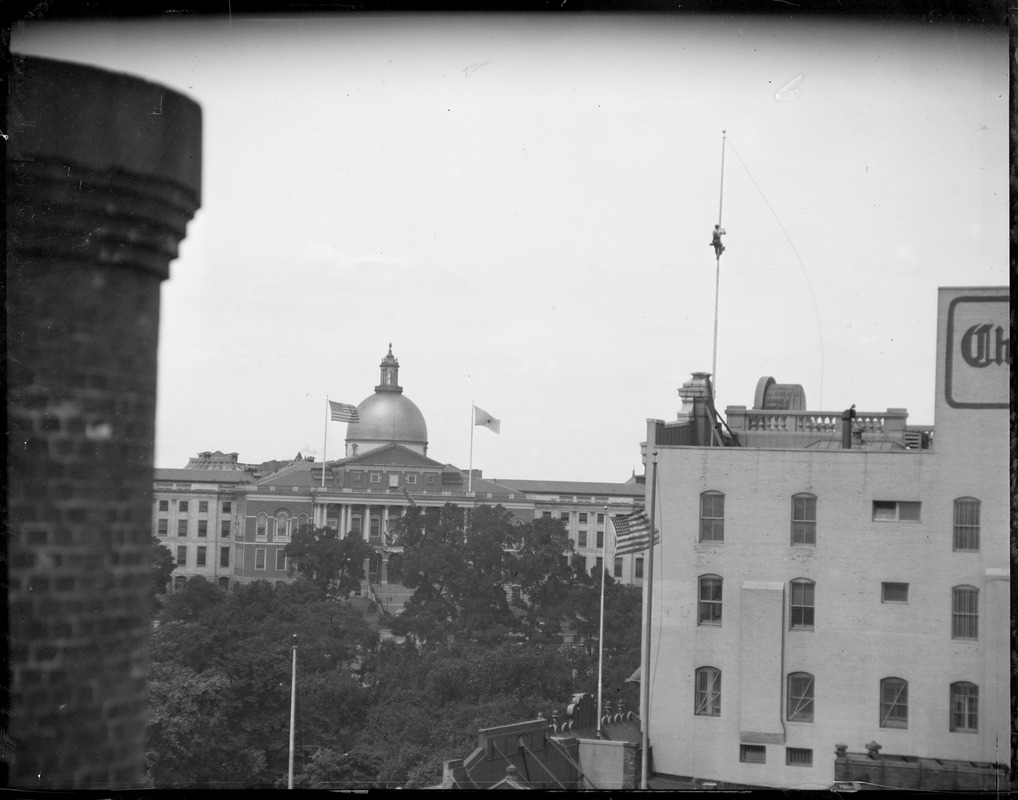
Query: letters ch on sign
xmin=960 ymin=323 xmax=1010 ymax=369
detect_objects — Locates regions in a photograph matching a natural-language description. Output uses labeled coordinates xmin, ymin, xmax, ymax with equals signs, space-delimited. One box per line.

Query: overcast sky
xmin=12 ymin=13 xmax=1008 ymax=482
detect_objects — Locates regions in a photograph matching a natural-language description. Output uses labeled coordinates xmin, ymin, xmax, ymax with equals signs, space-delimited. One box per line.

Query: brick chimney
xmin=6 ymin=56 xmax=201 ymax=788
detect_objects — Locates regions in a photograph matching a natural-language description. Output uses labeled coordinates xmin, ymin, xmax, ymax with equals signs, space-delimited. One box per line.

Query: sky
xmin=11 ymin=12 xmax=1009 ymax=482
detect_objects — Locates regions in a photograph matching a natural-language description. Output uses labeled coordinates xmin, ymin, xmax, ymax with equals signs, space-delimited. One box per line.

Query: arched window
xmin=880 ymin=677 xmax=908 ymax=728
xmin=790 ymin=579 xmax=815 ymax=630
xmin=953 ymin=498 xmax=980 ymax=551
xmin=297 ymin=512 xmax=309 ymax=531
xmin=949 ymin=682 xmax=978 ymax=733
xmin=275 ymin=511 xmax=290 ymax=541
xmin=694 ymin=667 xmax=721 ymax=716
xmin=787 ymin=672 xmax=814 ymax=722
xmin=791 ymin=493 xmax=817 ymax=545
xmin=951 ymin=585 xmax=978 ymax=639
xmin=255 ymin=512 xmax=268 ymax=541
xmin=698 ymin=575 xmax=722 ymax=625
xmin=699 ymin=492 xmax=725 ymax=542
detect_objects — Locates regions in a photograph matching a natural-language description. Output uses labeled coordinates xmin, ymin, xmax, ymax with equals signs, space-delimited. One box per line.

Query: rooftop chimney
xmin=841 ymin=405 xmax=857 ymax=449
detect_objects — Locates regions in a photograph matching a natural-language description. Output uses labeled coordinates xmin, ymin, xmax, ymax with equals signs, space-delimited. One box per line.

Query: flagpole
xmin=711 ymin=129 xmax=726 ymax=399
xmin=596 ymin=504 xmax=609 ymax=738
xmin=640 ymin=450 xmax=658 ymax=790
xmin=288 ymin=633 xmax=297 ymax=789
xmin=468 ymin=402 xmax=475 ymax=494
xmin=321 ymin=398 xmax=329 ymax=488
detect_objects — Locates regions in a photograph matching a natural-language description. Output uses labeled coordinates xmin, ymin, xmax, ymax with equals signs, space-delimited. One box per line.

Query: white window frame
xmin=255 ymin=547 xmax=267 ymax=570
xmin=256 ymin=513 xmax=268 ymax=542
xmin=694 ymin=667 xmax=721 ymax=716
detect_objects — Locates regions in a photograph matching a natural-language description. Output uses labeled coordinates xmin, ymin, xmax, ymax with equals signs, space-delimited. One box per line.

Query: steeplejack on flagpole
xmin=711 ymin=129 xmax=726 ymax=401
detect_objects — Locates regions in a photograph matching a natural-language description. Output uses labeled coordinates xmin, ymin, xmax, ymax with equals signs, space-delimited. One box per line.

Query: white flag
xmin=474 ymin=405 xmax=500 ymax=434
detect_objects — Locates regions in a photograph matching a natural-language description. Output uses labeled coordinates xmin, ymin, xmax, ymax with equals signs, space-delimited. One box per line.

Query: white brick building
xmin=643 ymin=287 xmax=1009 ymax=788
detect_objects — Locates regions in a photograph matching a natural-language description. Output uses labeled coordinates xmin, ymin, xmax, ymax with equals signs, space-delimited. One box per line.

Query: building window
xmin=196 ymin=546 xmax=206 ymax=567
xmin=542 ymin=511 xmax=552 ymax=519
xmin=596 ymin=513 xmax=604 ymax=524
xmin=256 ymin=513 xmax=267 ymax=541
xmin=177 ymin=519 xmax=187 ymax=537
xmin=698 ymin=575 xmax=722 ymax=625
xmin=176 ymin=546 xmax=187 ymax=566
xmin=370 ymin=473 xmax=381 ymax=483
xmin=791 ymin=493 xmax=817 ymax=545
xmin=198 ymin=501 xmax=208 ymax=513
xmin=880 ymin=677 xmax=908 ymax=728
xmin=694 ymin=667 xmax=721 ymax=716
xmin=872 ymin=501 xmax=921 ymax=521
xmin=198 ymin=520 xmax=207 ymax=537
xmin=370 ymin=516 xmax=381 ymax=538
xmin=614 ymin=557 xmax=623 ymax=578
xmin=949 ymin=682 xmax=978 ymax=733
xmin=790 ymin=579 xmax=815 ymax=630
xmin=222 ymin=501 xmax=232 ymax=514
xmin=560 ymin=512 xmax=570 ymax=524
xmin=579 ymin=513 xmax=588 ymax=524
xmin=406 ymin=474 xmax=417 ymax=485
xmin=786 ymin=748 xmax=813 ymax=767
xmin=157 ymin=519 xmax=168 ymax=536
xmin=578 ymin=530 xmax=588 ymax=548
xmin=255 ymin=548 xmax=266 ymax=570
xmin=739 ymin=745 xmax=765 ymax=764
xmin=596 ymin=530 xmax=604 ymax=548
xmin=221 ymin=520 xmax=231 ymax=538
xmin=787 ymin=672 xmax=815 ymax=722
xmin=220 ymin=546 xmax=230 ymax=568
xmin=275 ymin=550 xmax=287 ymax=571
xmin=699 ymin=491 xmax=725 ymax=542
xmin=953 ymin=498 xmax=980 ymax=551
xmin=179 ymin=501 xmax=189 ymax=513
xmin=297 ymin=512 xmax=309 ymax=530
xmin=635 ymin=557 xmax=644 ymax=579
xmin=881 ymin=582 xmax=909 ymax=603
xmin=595 ymin=556 xmax=603 ymax=574
xmin=351 ymin=515 xmax=362 ymax=536
xmin=951 ymin=586 xmax=978 ymax=639
xmin=275 ymin=512 xmax=290 ymax=541
xmin=158 ymin=499 xmax=168 ymax=512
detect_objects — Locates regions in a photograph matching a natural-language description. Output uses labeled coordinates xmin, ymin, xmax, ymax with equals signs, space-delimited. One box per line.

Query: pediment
xmin=337 ymin=443 xmax=446 ymax=470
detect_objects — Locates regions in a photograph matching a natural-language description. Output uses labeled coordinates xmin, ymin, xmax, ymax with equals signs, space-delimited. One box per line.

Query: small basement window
xmin=873 ymin=501 xmax=921 ymax=522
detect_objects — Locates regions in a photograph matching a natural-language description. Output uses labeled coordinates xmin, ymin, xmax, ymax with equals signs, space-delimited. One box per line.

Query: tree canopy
xmin=284 ymin=524 xmax=373 ymax=599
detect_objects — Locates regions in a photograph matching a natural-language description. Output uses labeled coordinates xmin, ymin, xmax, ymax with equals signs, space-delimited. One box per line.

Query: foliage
xmin=150 ymin=536 xmax=176 ymax=598
xmin=285 ymin=525 xmax=373 ymax=599
xmin=146 ymin=505 xmax=646 ymax=789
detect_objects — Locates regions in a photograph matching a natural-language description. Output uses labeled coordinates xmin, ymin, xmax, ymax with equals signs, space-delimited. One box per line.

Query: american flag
xmin=329 ymin=401 xmax=359 ymax=423
xmin=609 ymin=510 xmax=659 ymax=556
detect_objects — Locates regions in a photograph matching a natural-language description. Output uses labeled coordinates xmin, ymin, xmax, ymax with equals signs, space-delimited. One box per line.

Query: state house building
xmin=152 ymin=346 xmax=646 ymax=603
xmin=641 ymin=287 xmax=1009 ymax=789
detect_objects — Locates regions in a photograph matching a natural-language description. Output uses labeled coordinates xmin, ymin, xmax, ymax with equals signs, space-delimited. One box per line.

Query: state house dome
xmin=345 ymin=345 xmax=428 ymax=457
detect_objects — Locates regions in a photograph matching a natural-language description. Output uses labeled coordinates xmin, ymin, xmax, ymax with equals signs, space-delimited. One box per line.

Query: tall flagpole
xmin=640 ymin=449 xmax=658 ymax=790
xmin=596 ymin=504 xmax=609 ymax=738
xmin=321 ymin=398 xmax=329 ymax=488
xmin=288 ymin=633 xmax=297 ymax=789
xmin=468 ymin=402 xmax=475 ymax=494
xmin=711 ymin=129 xmax=726 ymax=398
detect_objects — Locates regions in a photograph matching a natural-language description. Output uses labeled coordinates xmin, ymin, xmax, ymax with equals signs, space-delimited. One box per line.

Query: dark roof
xmin=154 ymin=468 xmax=253 ymax=484
xmin=494 ymin=479 xmax=645 ymax=498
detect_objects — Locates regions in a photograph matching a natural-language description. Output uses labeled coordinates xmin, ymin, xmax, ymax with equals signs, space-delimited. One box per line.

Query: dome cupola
xmin=345 ymin=345 xmax=428 ymax=457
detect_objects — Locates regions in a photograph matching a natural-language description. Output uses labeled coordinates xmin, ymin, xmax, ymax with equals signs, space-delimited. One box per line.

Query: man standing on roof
xmin=710 ymin=224 xmax=726 ymax=259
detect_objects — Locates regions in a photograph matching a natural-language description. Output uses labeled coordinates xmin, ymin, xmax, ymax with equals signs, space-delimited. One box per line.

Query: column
xmin=6 ymin=56 xmax=201 ymax=788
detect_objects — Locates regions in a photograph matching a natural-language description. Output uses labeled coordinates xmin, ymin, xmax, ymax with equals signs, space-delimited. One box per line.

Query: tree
xmin=512 ymin=516 xmax=577 ymax=634
xmin=151 ymin=536 xmax=176 ymax=598
xmin=285 ymin=525 xmax=373 ymax=599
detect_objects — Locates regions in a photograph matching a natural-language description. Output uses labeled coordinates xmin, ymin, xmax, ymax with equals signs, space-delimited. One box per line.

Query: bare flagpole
xmin=468 ymin=402 xmax=475 ymax=494
xmin=711 ymin=129 xmax=727 ymax=398
xmin=288 ymin=633 xmax=297 ymax=789
xmin=596 ymin=504 xmax=609 ymax=738
xmin=639 ymin=449 xmax=658 ymax=790
xmin=321 ymin=398 xmax=329 ymax=488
